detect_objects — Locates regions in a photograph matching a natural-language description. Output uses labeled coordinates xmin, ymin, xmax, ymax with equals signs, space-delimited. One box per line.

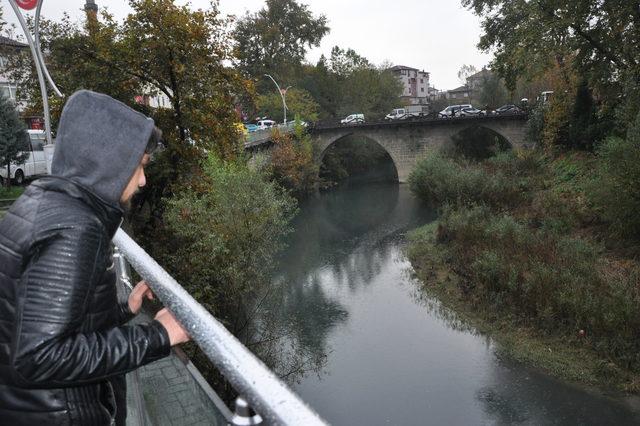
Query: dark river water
xmin=269 ymin=183 xmax=640 ymax=426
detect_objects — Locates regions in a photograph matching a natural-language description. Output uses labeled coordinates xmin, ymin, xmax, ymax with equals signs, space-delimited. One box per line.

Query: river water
xmin=269 ymin=183 xmax=640 ymax=426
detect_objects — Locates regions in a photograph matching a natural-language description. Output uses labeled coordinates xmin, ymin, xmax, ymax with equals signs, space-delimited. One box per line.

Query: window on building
xmin=1 ymin=85 xmax=16 ymax=101
xmin=464 ymin=93 xmax=469 ymax=97
xmin=420 ymin=79 xmax=423 ymax=83
xmin=421 ymin=87 xmax=425 ymax=92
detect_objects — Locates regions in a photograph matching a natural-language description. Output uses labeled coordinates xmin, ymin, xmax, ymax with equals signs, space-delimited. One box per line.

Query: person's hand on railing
xmin=128 ymin=280 xmax=155 ymax=314
xmin=155 ymin=308 xmax=191 ymax=345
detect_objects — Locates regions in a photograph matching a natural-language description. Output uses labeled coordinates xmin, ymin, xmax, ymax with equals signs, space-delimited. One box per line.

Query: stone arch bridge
xmin=246 ymin=115 xmax=529 ymax=182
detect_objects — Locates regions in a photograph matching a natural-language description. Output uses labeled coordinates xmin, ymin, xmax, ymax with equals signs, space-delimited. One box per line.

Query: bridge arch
xmin=318 ymin=132 xmax=399 ymax=183
xmin=449 ymin=124 xmax=513 ymax=159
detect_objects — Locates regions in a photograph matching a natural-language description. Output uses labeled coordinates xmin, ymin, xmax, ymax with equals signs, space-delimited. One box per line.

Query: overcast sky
xmin=2 ymin=0 xmax=491 ymax=89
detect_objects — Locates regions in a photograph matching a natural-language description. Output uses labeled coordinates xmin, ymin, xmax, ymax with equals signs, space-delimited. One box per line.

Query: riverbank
xmin=0 ymin=186 xmax=24 ymax=198
xmin=406 ymin=148 xmax=640 ymax=394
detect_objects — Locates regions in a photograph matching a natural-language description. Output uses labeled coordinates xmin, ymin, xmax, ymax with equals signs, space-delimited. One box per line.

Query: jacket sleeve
xmin=116 ymin=299 xmax=136 ymax=325
xmin=10 ymin=222 xmax=171 ymax=389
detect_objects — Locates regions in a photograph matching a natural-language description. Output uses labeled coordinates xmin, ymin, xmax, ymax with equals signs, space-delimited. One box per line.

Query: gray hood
xmin=51 ymin=90 xmax=155 ymax=207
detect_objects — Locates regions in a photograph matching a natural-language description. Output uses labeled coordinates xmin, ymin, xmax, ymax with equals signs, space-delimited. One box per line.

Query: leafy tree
xmin=477 ymin=73 xmax=509 ymax=109
xmin=256 ymin=88 xmax=319 ymax=122
xmin=328 ymin=46 xmax=371 ymax=78
xmin=233 ymin=0 xmax=329 ymax=84
xmin=0 ymin=94 xmax=28 ymax=188
xmin=338 ymin=65 xmax=403 ymax=119
xmin=457 ymin=64 xmax=477 ymax=86
xmin=541 ymin=64 xmax=577 ymax=149
xmin=462 ymin=0 xmax=640 ymax=130
xmin=5 ymin=12 xmax=143 ymax=129
xmin=8 ymin=1 xmax=245 ymax=175
xmin=6 ymin=1 xmax=251 ymax=238
xmin=298 ymin=59 xmax=341 ymax=119
xmin=567 ymin=79 xmax=599 ymax=150
xmin=119 ymin=0 xmax=245 ymax=164
xmin=269 ymin=123 xmax=319 ymax=197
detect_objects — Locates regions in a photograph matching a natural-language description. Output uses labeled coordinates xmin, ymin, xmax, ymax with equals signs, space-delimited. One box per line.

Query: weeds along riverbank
xmin=406 ymin=132 xmax=640 ymax=392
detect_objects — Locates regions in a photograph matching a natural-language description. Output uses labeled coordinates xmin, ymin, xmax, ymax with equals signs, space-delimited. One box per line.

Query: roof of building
xmin=448 ymin=85 xmax=471 ymax=93
xmin=389 ymin=65 xmax=418 ymax=71
xmin=467 ymin=68 xmax=493 ymax=80
xmin=0 ymin=36 xmax=28 ymax=49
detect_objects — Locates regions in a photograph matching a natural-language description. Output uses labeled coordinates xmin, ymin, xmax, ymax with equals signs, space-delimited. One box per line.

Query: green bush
xmin=163 ymin=154 xmax=297 ymax=333
xmin=590 ymin=113 xmax=640 ymax=237
xmin=269 ymin=123 xmax=320 ymax=198
xmin=408 ymin=150 xmax=530 ymax=208
xmin=525 ymin=104 xmax=545 ymax=146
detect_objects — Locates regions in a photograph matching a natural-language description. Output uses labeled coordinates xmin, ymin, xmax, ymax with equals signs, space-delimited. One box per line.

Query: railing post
xmin=231 ymin=396 xmax=263 ymax=426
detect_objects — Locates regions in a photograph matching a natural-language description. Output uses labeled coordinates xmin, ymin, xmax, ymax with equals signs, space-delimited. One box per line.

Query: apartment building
xmin=389 ymin=65 xmax=430 ymax=105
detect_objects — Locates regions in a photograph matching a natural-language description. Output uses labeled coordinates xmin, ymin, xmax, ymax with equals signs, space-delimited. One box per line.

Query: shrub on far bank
xmin=408 ymin=150 xmax=537 ymax=209
xmin=411 ymin=205 xmax=640 ymax=369
xmin=590 ymin=113 xmax=640 ymax=238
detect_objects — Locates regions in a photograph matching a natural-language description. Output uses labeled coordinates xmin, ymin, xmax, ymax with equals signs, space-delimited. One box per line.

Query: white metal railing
xmin=113 ymin=229 xmax=328 ymax=426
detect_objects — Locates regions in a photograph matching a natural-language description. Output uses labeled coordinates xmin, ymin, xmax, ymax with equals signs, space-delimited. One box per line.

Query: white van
xmin=340 ymin=114 xmax=365 ymax=125
xmin=0 ymin=130 xmax=48 ymax=185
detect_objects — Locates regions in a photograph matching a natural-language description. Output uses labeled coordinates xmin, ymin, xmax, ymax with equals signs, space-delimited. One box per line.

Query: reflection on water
xmin=267 ymin=183 xmax=640 ymax=425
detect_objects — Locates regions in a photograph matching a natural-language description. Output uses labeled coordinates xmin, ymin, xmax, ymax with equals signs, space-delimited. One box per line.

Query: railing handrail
xmin=113 ymin=229 xmax=328 ymax=426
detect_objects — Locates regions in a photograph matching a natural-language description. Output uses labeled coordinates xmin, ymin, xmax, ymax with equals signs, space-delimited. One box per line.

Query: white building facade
xmin=389 ymin=65 xmax=430 ymax=106
xmin=0 ymin=36 xmax=28 ymax=108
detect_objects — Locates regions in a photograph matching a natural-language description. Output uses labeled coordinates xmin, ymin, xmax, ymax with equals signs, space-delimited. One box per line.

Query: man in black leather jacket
xmin=0 ymin=90 xmax=189 ymax=425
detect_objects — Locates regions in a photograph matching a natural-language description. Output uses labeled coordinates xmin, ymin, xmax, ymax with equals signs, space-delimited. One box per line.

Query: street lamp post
xmin=264 ymin=74 xmax=290 ymax=125
xmin=8 ymin=0 xmax=64 ymax=147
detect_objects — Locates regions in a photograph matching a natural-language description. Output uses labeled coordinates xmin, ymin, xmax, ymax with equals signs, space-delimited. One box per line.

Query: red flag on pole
xmin=16 ymin=0 xmax=39 ymax=10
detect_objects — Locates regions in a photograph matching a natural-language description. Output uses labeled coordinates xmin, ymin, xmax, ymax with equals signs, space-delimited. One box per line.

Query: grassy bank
xmin=0 ymin=186 xmax=24 ymax=220
xmin=0 ymin=186 xmax=24 ymax=199
xmin=407 ymin=145 xmax=640 ymax=392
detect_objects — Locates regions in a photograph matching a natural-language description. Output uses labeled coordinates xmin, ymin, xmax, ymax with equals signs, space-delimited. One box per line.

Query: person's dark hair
xmin=145 ymin=126 xmax=163 ymax=155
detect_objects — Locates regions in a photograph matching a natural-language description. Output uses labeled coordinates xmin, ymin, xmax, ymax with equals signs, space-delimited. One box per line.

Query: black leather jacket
xmin=0 ymin=177 xmax=170 ymax=425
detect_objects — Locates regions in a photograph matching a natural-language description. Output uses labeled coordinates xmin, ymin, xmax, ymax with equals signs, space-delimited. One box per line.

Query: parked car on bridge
xmin=0 ymin=130 xmax=48 ymax=185
xmin=457 ymin=106 xmax=485 ymax=117
xmin=385 ymin=105 xmax=429 ymax=120
xmin=244 ymin=123 xmax=259 ymax=133
xmin=256 ymin=119 xmax=276 ymax=129
xmin=492 ymin=104 xmax=524 ymax=115
xmin=438 ymin=104 xmax=473 ymax=118
xmin=340 ymin=113 xmax=365 ymax=125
